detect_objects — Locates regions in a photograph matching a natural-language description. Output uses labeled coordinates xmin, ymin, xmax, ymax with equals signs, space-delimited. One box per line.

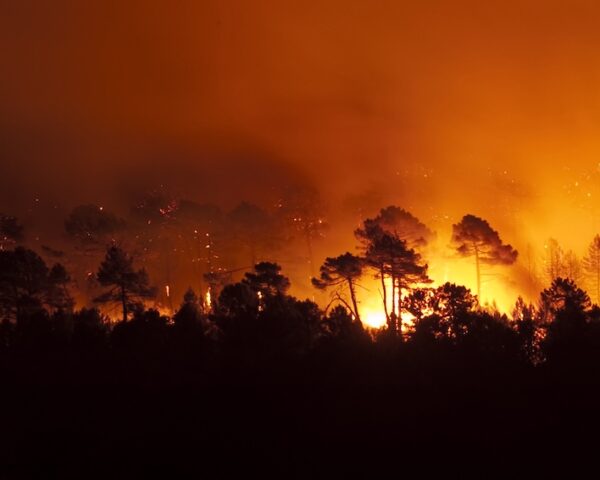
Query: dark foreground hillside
xmin=2 ymin=340 xmax=600 ymax=478
xmin=2 ymin=252 xmax=600 ymax=476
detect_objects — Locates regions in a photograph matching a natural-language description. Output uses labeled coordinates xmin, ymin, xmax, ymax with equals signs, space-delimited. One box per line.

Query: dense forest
xmin=1 ymin=201 xmax=600 ymax=475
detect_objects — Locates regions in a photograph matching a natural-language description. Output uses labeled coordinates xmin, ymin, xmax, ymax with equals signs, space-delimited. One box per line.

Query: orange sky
xmin=3 ymin=0 xmax=600 ymax=301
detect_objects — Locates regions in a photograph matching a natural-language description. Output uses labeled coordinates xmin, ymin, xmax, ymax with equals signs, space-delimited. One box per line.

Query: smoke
xmin=2 ymin=0 xmax=600 ymax=307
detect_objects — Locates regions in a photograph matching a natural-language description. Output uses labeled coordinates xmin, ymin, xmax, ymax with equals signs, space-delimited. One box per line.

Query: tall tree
xmin=0 ymin=247 xmax=49 ymax=320
xmin=539 ymin=277 xmax=592 ymax=363
xmin=0 ymin=247 xmax=73 ymax=320
xmin=583 ymin=235 xmax=600 ymax=304
xmin=355 ymin=206 xmax=433 ymax=251
xmin=407 ymin=283 xmax=479 ymax=342
xmin=172 ymin=288 xmax=208 ymax=346
xmin=406 ymin=283 xmax=478 ymax=324
xmin=539 ymin=277 xmax=591 ymax=323
xmin=46 ymin=263 xmax=75 ymax=312
xmin=242 ymin=262 xmax=290 ymax=298
xmin=364 ymin=229 xmax=430 ymax=335
xmin=451 ymin=214 xmax=518 ymax=298
xmin=94 ymin=246 xmax=156 ymax=322
xmin=512 ymin=297 xmax=541 ymax=363
xmin=312 ymin=252 xmax=364 ymax=324
xmin=65 ymin=205 xmax=126 ymax=299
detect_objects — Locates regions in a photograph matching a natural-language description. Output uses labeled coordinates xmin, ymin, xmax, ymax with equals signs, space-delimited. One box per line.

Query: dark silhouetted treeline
xmin=2 ymin=205 xmax=600 ymax=475
xmin=2 ymin=244 xmax=600 ymax=475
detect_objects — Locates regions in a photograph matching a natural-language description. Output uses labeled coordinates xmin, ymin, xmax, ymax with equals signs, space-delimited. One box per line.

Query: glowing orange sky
xmin=3 ymin=1 xmax=600 ymax=187
xmin=3 ymin=0 xmax=600 ymax=303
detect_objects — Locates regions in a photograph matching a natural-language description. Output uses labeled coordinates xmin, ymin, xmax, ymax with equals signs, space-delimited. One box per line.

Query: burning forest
xmin=3 ymin=0 xmax=600 ymax=475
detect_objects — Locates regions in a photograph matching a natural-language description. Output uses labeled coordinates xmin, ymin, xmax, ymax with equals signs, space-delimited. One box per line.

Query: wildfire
xmin=357 ymin=276 xmax=418 ymax=330
xmin=361 ymin=306 xmax=386 ymax=329
xmin=205 ymin=288 xmax=212 ymax=310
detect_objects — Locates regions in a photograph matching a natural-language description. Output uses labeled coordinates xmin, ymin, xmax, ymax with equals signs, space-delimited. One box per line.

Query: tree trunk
xmin=396 ymin=278 xmax=403 ymax=340
xmin=348 ymin=279 xmax=362 ymax=326
xmin=121 ymin=285 xmax=127 ymax=322
xmin=380 ymin=267 xmax=389 ymax=323
xmin=474 ymin=245 xmax=481 ymax=300
xmin=388 ymin=275 xmax=398 ymax=336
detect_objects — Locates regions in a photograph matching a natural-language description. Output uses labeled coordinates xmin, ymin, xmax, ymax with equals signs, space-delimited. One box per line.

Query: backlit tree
xmin=312 ymin=252 xmax=364 ymax=324
xmin=0 ymin=214 xmax=24 ymax=250
xmin=94 ymin=245 xmax=156 ymax=322
xmin=364 ymin=230 xmax=430 ymax=335
xmin=451 ymin=214 xmax=518 ymax=298
xmin=355 ymin=205 xmax=433 ymax=251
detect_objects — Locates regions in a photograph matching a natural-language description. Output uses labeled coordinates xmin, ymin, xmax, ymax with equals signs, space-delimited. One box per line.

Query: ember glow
xmin=3 ymin=1 xmax=600 ymax=323
xmin=6 ymin=2 xmax=600 ymax=472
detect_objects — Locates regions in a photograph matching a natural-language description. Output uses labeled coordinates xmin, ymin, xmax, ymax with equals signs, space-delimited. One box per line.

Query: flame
xmin=257 ymin=290 xmax=264 ymax=312
xmin=361 ymin=306 xmax=386 ymax=329
xmin=205 ymin=288 xmax=212 ymax=309
xmin=359 ymin=291 xmax=417 ymax=331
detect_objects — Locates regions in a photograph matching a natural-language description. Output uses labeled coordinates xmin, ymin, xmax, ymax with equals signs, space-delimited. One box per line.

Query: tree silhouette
xmin=71 ymin=307 xmax=108 ymax=350
xmin=0 ymin=214 xmax=24 ymax=250
xmin=512 ymin=297 xmax=541 ymax=363
xmin=0 ymin=247 xmax=61 ymax=319
xmin=539 ymin=277 xmax=590 ymax=322
xmin=320 ymin=305 xmax=360 ymax=341
xmin=583 ymin=234 xmax=600 ymax=304
xmin=451 ymin=214 xmax=518 ymax=298
xmin=312 ymin=252 xmax=364 ymax=324
xmin=407 ymin=282 xmax=479 ymax=343
xmin=64 ymin=205 xmax=126 ymax=299
xmin=217 ymin=282 xmax=259 ymax=320
xmin=203 ymin=270 xmax=232 ymax=312
xmin=94 ymin=245 xmax=156 ymax=322
xmin=407 ymin=283 xmax=518 ymax=357
xmin=242 ymin=262 xmax=290 ymax=298
xmin=355 ymin=205 xmax=433 ymax=251
xmin=111 ymin=308 xmax=170 ymax=353
xmin=539 ymin=277 xmax=592 ymax=363
xmin=364 ymin=230 xmax=430 ymax=335
xmin=174 ymin=288 xmax=203 ymax=326
xmin=46 ymin=263 xmax=75 ymax=312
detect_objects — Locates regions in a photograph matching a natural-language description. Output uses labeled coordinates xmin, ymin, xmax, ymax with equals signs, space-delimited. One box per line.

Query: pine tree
xmin=94 ymin=246 xmax=156 ymax=322
xmin=312 ymin=252 xmax=364 ymax=324
xmin=451 ymin=214 xmax=518 ymax=298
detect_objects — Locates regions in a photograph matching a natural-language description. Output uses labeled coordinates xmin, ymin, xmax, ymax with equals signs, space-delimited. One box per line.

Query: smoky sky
xmin=3 ymin=0 xmax=600 ymax=250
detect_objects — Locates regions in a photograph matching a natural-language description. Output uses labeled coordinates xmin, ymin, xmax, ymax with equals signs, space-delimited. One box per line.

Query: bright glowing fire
xmin=354 ymin=238 xmax=520 ymax=331
xmin=205 ymin=288 xmax=212 ymax=310
xmin=357 ymin=277 xmax=418 ymax=330
xmin=361 ymin=306 xmax=387 ymax=329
